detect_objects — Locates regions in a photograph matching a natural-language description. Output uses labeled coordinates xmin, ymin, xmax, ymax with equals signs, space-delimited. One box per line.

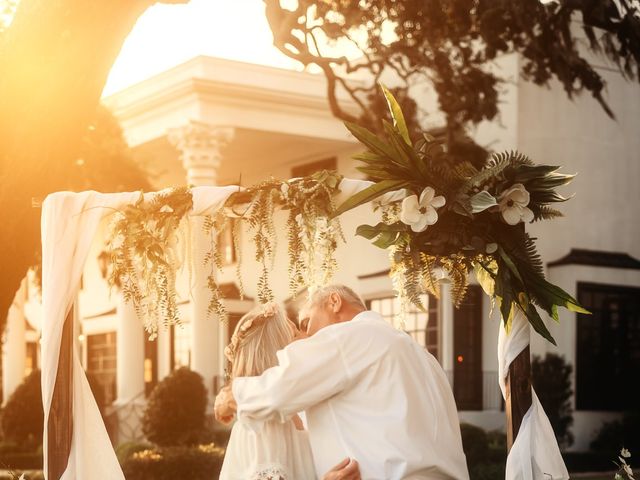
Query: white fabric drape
xmin=497 ymin=309 xmax=569 ymax=480
xmin=41 ymin=187 xmax=238 ymax=479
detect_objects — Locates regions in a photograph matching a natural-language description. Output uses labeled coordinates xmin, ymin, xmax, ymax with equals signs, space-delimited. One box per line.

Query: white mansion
xmin=2 ymin=55 xmax=639 ymax=452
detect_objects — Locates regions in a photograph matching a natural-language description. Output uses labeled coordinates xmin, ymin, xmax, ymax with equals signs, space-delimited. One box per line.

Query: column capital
xmin=167 ymin=121 xmax=234 ymax=186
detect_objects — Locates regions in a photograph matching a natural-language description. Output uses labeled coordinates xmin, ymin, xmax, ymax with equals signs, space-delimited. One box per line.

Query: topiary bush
xmin=531 ymin=353 xmax=574 ymax=448
xmin=141 ymin=367 xmax=208 ymax=447
xmin=0 ymin=370 xmax=43 ymax=450
xmin=120 ymin=444 xmax=224 ymax=480
xmin=460 ymin=423 xmax=507 ymax=480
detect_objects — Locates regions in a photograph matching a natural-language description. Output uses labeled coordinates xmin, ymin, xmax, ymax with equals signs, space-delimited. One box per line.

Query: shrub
xmin=531 ymin=353 xmax=574 ymax=448
xmin=120 ymin=444 xmax=224 ymax=480
xmin=460 ymin=423 xmax=489 ymax=467
xmin=115 ymin=441 xmax=154 ymax=464
xmin=460 ymin=423 xmax=506 ymax=480
xmin=0 ymin=370 xmax=43 ymax=449
xmin=141 ymin=367 xmax=208 ymax=447
xmin=590 ymin=411 xmax=640 ymax=459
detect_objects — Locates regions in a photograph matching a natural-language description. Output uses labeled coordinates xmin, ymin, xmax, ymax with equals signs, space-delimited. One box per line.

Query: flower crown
xmin=224 ymin=302 xmax=279 ymax=363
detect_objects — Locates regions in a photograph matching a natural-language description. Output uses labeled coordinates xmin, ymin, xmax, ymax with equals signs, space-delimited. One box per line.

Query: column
xmin=2 ymin=279 xmax=27 ymax=404
xmin=168 ymin=121 xmax=233 ymax=401
xmin=115 ymin=292 xmax=145 ymax=404
xmin=440 ymin=282 xmax=454 ymax=387
xmin=168 ymin=120 xmax=233 ymax=187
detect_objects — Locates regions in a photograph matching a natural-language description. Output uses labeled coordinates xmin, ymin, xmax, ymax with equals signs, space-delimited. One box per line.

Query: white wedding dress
xmin=219 ymin=417 xmax=317 ymax=480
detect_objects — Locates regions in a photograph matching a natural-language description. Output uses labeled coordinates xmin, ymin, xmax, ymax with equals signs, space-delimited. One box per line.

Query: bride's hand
xmin=214 ymin=385 xmax=237 ymax=425
xmin=322 ymin=458 xmax=361 ymax=480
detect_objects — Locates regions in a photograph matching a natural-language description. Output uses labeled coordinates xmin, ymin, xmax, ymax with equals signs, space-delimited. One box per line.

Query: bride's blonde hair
xmin=224 ymin=302 xmax=293 ymax=379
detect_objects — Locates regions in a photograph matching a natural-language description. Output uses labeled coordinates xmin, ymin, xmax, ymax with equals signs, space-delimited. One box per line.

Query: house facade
xmin=2 ymin=55 xmax=639 ymax=451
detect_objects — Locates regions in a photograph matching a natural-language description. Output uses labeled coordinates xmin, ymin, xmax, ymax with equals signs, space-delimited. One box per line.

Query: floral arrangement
xmin=333 ymin=85 xmax=589 ymax=343
xmin=615 ymin=448 xmax=635 ymax=480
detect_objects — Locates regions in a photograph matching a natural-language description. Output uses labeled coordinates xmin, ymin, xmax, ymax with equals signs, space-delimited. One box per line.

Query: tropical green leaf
xmin=332 ymin=179 xmax=408 ymax=218
xmin=523 ymin=302 xmax=557 ymax=345
xmin=356 ymin=222 xmax=406 ymax=240
xmin=372 ymin=231 xmax=400 ymax=249
xmin=469 ymin=190 xmax=498 ymax=213
xmin=380 ymin=83 xmax=411 ymax=145
xmin=345 ymin=122 xmax=397 ymax=160
xmin=474 ymin=261 xmax=496 ymax=296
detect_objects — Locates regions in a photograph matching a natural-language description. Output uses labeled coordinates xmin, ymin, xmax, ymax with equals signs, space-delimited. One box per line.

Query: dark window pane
xmin=576 ymin=282 xmax=640 ymax=411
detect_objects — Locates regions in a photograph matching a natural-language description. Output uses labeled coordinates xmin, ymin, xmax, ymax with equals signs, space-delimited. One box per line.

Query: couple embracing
xmin=214 ymin=284 xmax=469 ymax=480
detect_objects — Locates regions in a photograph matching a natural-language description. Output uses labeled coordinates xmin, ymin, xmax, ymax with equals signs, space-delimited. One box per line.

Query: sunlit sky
xmin=103 ymin=0 xmax=342 ymax=97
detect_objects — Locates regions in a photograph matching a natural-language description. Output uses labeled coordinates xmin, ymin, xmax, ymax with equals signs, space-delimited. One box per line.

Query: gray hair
xmin=309 ymin=284 xmax=366 ymax=310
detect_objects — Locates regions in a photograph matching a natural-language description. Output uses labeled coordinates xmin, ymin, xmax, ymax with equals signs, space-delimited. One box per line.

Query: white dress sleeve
xmin=233 ymin=325 xmax=352 ymax=428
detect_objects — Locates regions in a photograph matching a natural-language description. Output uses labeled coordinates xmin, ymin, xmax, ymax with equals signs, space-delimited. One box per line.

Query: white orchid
xmin=622 ymin=448 xmax=632 ymax=459
xmin=400 ymin=187 xmax=445 ymax=233
xmin=498 ymin=183 xmax=534 ymax=225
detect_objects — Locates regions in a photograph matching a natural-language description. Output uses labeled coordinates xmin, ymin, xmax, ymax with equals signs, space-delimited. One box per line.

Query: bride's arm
xmin=229 ymin=327 xmax=352 ymax=428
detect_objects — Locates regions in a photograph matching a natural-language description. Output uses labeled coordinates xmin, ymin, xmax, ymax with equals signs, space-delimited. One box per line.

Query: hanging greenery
xmin=333 ymin=85 xmax=589 ymax=344
xmin=106 ymin=187 xmax=193 ymax=339
xmin=224 ymin=170 xmax=344 ymax=302
xmin=105 ymin=171 xmax=344 ymax=335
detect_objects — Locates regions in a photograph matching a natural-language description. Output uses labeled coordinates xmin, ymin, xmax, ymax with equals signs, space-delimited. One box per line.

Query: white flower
xmin=159 ymin=205 xmax=174 ymax=213
xmin=280 ymin=182 xmax=290 ymax=199
xmin=615 ymin=474 xmax=624 ymax=480
xmin=400 ymin=187 xmax=446 ymax=233
xmin=623 ymin=463 xmax=634 ymax=479
xmin=486 ymin=243 xmax=498 ymax=254
xmin=498 ymin=183 xmax=534 ymax=225
xmin=19 ymin=475 xmax=26 ymax=480
xmin=622 ymin=448 xmax=632 ymax=459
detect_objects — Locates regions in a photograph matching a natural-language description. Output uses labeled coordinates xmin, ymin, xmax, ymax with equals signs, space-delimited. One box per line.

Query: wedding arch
xmin=40 ymin=90 xmax=583 ymax=480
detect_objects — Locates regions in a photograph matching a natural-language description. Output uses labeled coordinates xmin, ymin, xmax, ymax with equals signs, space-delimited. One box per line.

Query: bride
xmin=218 ymin=302 xmax=359 ymax=480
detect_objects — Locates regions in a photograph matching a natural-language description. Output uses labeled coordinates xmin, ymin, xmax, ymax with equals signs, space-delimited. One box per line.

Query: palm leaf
xmin=380 ymin=83 xmax=411 ymax=145
xmin=332 ymin=179 xmax=408 ymax=218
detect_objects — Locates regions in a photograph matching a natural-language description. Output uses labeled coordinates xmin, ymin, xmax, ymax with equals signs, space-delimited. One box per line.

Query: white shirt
xmin=219 ymin=418 xmax=316 ymax=480
xmin=233 ymin=311 xmax=470 ymax=480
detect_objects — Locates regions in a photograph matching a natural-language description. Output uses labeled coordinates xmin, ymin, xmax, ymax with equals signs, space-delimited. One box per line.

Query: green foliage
xmin=335 ymin=87 xmax=587 ymax=342
xmin=532 ymin=353 xmax=574 ymax=448
xmin=116 ymin=441 xmax=155 ymax=465
xmin=142 ymin=368 xmax=208 ymax=447
xmin=460 ymin=423 xmax=507 ymax=480
xmin=120 ymin=444 xmax=224 ymax=480
xmin=105 ymin=187 xmax=193 ymax=338
xmin=0 ymin=370 xmax=42 ymax=449
xmin=590 ymin=411 xmax=640 ymax=459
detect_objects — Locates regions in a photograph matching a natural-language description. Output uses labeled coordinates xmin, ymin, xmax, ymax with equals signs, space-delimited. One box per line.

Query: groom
xmin=215 ymin=284 xmax=469 ymax=479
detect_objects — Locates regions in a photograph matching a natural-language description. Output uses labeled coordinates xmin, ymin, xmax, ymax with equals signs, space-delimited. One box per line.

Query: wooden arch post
xmin=505 ymin=222 xmax=533 ymax=451
xmin=505 ymin=346 xmax=532 ymax=449
xmin=47 ymin=308 xmax=74 ymax=479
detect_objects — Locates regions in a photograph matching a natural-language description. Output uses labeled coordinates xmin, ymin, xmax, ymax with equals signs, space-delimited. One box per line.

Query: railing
xmin=104 ymin=391 xmax=147 ymax=446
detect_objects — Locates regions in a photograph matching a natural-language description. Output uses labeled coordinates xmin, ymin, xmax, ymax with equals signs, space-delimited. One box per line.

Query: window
xmin=576 ymin=282 xmax=640 ymax=411
xmin=86 ymin=332 xmax=117 ymax=405
xmin=171 ymin=322 xmax=192 ymax=369
xmin=25 ymin=341 xmax=39 ymax=376
xmin=291 ymin=157 xmax=337 ymax=178
xmin=453 ymin=285 xmax=483 ymax=410
xmin=368 ymin=294 xmax=440 ymax=360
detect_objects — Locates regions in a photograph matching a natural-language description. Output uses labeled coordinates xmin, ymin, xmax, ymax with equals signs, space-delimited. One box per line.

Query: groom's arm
xmin=230 ymin=326 xmax=352 ymax=427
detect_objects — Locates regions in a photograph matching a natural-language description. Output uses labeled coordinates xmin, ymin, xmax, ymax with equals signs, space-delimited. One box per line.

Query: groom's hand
xmin=214 ymin=385 xmax=237 ymax=425
xmin=323 ymin=458 xmax=361 ymax=480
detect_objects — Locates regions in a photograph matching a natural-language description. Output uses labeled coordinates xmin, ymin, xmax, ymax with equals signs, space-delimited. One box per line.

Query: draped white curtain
xmin=40 ymin=187 xmax=238 ymax=479
xmin=498 ymin=309 xmax=569 ymax=480
xmin=40 ymin=180 xmax=566 ymax=479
